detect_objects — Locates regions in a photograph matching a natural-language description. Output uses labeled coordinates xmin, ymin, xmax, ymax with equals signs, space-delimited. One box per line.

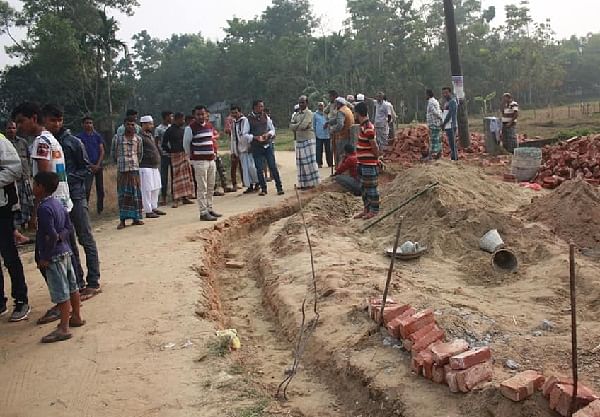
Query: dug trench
xmin=193 ymin=161 xmax=600 ymax=417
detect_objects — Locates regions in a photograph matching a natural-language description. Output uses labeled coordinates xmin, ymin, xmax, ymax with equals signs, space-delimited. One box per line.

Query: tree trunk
xmin=105 ymin=51 xmax=114 ymax=134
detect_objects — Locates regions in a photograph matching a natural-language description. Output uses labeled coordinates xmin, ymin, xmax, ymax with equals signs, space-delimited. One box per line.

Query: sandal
xmin=363 ymin=212 xmax=378 ymax=220
xmin=132 ymin=220 xmax=145 ymax=226
xmin=353 ymin=211 xmax=367 ymax=219
xmin=117 ymin=223 xmax=126 ymax=230
xmin=41 ymin=330 xmax=72 ymax=343
xmin=58 ymin=319 xmax=86 ymax=328
xmin=37 ymin=308 xmax=61 ymax=325
xmin=80 ymin=287 xmax=102 ymax=301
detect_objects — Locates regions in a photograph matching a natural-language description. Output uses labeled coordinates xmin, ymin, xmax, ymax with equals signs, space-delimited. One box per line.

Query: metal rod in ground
xmin=569 ymin=242 xmax=578 ymax=417
xmin=379 ymin=218 xmax=404 ymax=327
xmin=361 ymin=182 xmax=440 ymax=233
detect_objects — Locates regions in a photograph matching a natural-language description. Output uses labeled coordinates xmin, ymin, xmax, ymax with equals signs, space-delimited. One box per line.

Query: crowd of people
xmin=0 ymin=86 xmax=517 ymax=343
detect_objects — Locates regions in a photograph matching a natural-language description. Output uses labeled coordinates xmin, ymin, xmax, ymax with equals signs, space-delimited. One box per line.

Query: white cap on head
xmin=140 ymin=115 xmax=153 ymax=124
xmin=356 ymin=93 xmax=365 ymax=101
xmin=346 ymin=94 xmax=355 ymax=102
xmin=318 ymin=101 xmax=325 ymax=107
xmin=335 ymin=97 xmax=346 ymax=105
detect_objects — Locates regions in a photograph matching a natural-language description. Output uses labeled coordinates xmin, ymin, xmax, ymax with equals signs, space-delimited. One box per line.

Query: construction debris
xmin=534 ymin=135 xmax=600 ymax=188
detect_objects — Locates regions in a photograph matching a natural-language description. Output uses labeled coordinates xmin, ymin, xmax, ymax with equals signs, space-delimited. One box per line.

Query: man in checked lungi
xmin=162 ymin=113 xmax=195 ymax=208
xmin=111 ymin=117 xmax=144 ymax=230
xmin=290 ymin=95 xmax=320 ymax=190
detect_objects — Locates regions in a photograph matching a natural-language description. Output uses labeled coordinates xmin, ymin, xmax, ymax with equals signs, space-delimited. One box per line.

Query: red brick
xmin=367 ymin=297 xmax=396 ymax=320
xmin=382 ymin=304 xmax=413 ymax=324
xmin=431 ymin=339 xmax=469 ymax=365
xmin=454 ymin=360 xmax=493 ymax=393
xmin=398 ymin=309 xmax=435 ymax=339
xmin=419 ymin=349 xmax=434 ymax=380
xmin=385 ymin=307 xmax=416 ymax=338
xmin=574 ymin=400 xmax=600 ymax=417
xmin=543 ymin=375 xmax=574 ymax=397
xmin=550 ymin=384 xmax=599 ymax=417
xmin=411 ymin=356 xmax=423 ymax=375
xmin=445 ymin=365 xmax=459 ymax=393
xmin=408 ymin=322 xmax=437 ymax=343
xmin=500 ymin=370 xmax=545 ymax=402
xmin=432 ymin=365 xmax=447 ymax=384
xmin=411 ymin=327 xmax=445 ymax=354
xmin=449 ymin=347 xmax=492 ymax=370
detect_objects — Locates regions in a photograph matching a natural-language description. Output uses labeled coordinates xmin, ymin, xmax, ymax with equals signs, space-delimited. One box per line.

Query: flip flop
xmin=41 ymin=330 xmax=72 ymax=343
xmin=37 ymin=308 xmax=60 ymax=325
xmin=132 ymin=220 xmax=145 ymax=226
xmin=117 ymin=223 xmax=126 ymax=230
xmin=80 ymin=287 xmax=102 ymax=301
xmin=58 ymin=319 xmax=86 ymax=328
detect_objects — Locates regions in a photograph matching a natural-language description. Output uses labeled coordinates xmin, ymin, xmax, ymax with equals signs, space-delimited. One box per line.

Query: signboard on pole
xmin=452 ymin=75 xmax=465 ymax=99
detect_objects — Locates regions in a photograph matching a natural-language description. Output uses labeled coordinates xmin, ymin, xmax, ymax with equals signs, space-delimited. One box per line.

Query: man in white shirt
xmin=230 ymin=105 xmax=259 ymax=194
xmin=374 ymin=91 xmax=392 ymax=148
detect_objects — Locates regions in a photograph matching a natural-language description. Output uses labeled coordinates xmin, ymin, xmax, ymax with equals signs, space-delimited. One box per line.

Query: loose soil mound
xmin=368 ymin=161 xmax=547 ymax=282
xmin=525 ymin=179 xmax=600 ymax=248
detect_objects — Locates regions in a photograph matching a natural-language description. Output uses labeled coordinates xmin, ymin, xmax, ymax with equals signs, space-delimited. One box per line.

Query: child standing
xmin=33 ymin=172 xmax=84 ymax=343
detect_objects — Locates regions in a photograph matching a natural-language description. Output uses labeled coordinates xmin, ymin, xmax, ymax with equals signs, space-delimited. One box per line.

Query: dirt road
xmin=0 ymin=152 xmax=340 ymax=417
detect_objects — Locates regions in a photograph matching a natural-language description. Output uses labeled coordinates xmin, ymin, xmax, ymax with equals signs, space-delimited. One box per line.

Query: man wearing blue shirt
xmin=77 ymin=117 xmax=105 ymax=214
xmin=313 ymin=102 xmax=332 ymax=168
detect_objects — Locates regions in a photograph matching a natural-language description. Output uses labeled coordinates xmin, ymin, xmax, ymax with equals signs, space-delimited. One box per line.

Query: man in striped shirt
xmin=353 ymin=101 xmax=380 ymax=220
xmin=501 ymin=93 xmax=519 ymax=154
xmin=183 ymin=105 xmax=221 ymax=221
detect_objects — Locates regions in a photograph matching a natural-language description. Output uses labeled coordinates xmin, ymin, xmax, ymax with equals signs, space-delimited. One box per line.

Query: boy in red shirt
xmin=353 ymin=102 xmax=380 ymax=220
xmin=334 ymin=144 xmax=361 ymax=196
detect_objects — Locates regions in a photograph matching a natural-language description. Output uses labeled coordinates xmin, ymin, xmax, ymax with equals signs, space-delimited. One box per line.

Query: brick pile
xmin=367 ymin=298 xmax=493 ymax=393
xmin=368 ymin=298 xmax=600 ymax=415
xmin=383 ymin=125 xmax=521 ymax=165
xmin=534 ymin=135 xmax=600 ymax=189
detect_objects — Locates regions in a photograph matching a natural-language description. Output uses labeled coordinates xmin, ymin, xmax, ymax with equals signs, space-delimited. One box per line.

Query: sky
xmin=1 ymin=0 xmax=599 ymax=67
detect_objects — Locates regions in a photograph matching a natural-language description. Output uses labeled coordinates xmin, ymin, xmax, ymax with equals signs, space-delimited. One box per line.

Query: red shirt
xmin=356 ymin=119 xmax=378 ymax=166
xmin=335 ymin=152 xmax=359 ymax=179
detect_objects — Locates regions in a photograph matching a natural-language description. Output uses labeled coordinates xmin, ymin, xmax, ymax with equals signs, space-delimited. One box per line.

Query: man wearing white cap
xmin=346 ymin=95 xmax=355 ymax=111
xmin=356 ymin=94 xmax=365 ymax=102
xmin=139 ymin=116 xmax=165 ymax=219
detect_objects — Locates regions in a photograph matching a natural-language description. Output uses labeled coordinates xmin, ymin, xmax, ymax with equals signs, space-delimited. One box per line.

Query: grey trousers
xmin=69 ymin=198 xmax=100 ymax=289
xmin=335 ymin=174 xmax=361 ymax=196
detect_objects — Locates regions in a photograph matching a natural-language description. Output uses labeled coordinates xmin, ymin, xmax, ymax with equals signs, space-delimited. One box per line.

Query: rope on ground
xmin=276 ymin=188 xmax=320 ymax=400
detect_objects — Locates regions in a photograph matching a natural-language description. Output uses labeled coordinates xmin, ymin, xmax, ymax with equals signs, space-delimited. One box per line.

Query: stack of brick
xmin=542 ymin=376 xmax=599 ymax=417
xmin=534 ymin=135 xmax=600 ymax=189
xmin=367 ymin=299 xmax=494 ymax=393
xmin=383 ymin=125 xmax=495 ymax=165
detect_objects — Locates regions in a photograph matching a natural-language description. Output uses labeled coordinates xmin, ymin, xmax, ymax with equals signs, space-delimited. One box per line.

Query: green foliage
xmin=1 ymin=0 xmax=599 ymax=135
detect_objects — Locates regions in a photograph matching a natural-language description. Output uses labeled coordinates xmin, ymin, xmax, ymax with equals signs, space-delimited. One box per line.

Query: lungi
xmin=295 ymin=139 xmax=320 ymax=188
xmin=502 ymin=125 xmax=518 ymax=154
xmin=359 ymin=165 xmax=380 ymax=214
xmin=170 ymin=152 xmax=194 ymax=200
xmin=117 ymin=171 xmax=143 ymax=221
xmin=429 ymin=125 xmax=442 ymax=155
xmin=14 ymin=178 xmax=34 ymax=226
xmin=140 ymin=167 xmax=161 ymax=214
xmin=239 ymin=152 xmax=258 ymax=188
xmin=375 ymin=126 xmax=389 ymax=148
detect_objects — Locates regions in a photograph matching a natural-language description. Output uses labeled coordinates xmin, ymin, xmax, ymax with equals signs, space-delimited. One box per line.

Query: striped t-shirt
xmin=502 ymin=101 xmax=519 ymax=125
xmin=356 ymin=120 xmax=378 ymax=166
xmin=188 ymin=121 xmax=215 ymax=161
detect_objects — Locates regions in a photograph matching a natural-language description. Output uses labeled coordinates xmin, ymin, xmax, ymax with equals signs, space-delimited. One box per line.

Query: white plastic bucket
xmin=480 ymin=229 xmax=505 ymax=253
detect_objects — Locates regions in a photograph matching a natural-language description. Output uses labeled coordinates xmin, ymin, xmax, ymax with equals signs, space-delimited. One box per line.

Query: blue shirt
xmin=313 ymin=111 xmax=329 ymax=140
xmin=76 ymin=130 xmax=104 ymax=165
xmin=35 ymin=197 xmax=73 ymax=263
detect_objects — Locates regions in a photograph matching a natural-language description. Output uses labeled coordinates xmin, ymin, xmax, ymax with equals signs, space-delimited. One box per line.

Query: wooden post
xmin=569 ymin=242 xmax=578 ymax=417
xmin=378 ymin=219 xmax=404 ymax=327
xmin=443 ymin=0 xmax=470 ymax=149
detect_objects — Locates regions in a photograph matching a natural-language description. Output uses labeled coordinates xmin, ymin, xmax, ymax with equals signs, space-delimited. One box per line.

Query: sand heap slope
xmin=525 ymin=179 xmax=600 ymax=249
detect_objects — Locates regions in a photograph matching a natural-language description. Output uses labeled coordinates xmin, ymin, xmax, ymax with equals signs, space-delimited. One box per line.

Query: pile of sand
xmin=526 ymin=179 xmax=600 ymax=248
xmin=366 ymin=162 xmax=549 ymax=282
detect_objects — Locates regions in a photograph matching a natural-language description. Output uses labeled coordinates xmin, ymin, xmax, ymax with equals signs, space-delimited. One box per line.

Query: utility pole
xmin=443 ymin=0 xmax=470 ymax=148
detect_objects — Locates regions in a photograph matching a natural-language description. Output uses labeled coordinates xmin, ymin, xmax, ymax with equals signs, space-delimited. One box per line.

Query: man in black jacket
xmin=42 ymin=105 xmax=101 ymax=305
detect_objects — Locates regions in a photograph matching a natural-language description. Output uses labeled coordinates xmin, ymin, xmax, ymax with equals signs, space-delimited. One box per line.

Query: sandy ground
xmin=0 ymin=151 xmax=336 ymax=417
